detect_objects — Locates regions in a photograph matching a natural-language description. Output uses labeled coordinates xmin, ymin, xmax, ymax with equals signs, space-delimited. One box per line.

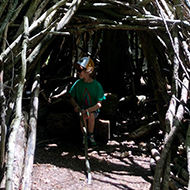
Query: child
xmin=69 ymin=57 xmax=106 ymax=148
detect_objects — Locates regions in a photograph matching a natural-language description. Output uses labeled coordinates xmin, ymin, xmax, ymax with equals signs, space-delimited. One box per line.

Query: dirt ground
xmin=31 ymin=123 xmax=153 ymax=190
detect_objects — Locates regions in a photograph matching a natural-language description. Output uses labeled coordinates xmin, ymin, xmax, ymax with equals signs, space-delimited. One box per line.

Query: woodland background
xmin=0 ymin=0 xmax=190 ymax=189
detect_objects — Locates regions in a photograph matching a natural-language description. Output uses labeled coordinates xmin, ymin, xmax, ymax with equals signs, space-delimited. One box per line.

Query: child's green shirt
xmin=69 ymin=79 xmax=106 ymax=110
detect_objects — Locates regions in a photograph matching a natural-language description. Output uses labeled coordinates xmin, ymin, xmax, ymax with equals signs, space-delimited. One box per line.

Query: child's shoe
xmin=88 ymin=133 xmax=98 ymax=148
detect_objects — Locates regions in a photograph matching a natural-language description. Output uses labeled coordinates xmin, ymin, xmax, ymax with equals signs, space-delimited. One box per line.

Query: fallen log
xmin=128 ymin=120 xmax=160 ymax=139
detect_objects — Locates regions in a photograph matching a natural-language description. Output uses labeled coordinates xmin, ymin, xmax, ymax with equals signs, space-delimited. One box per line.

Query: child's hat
xmin=76 ymin=57 xmax=94 ymax=71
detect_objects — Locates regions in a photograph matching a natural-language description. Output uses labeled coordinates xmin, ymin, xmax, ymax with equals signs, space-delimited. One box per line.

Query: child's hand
xmin=81 ymin=109 xmax=90 ymax=119
xmin=74 ymin=106 xmax=80 ymax=112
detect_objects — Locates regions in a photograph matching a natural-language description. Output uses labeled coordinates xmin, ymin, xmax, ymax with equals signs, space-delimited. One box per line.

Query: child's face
xmin=77 ymin=68 xmax=87 ymax=79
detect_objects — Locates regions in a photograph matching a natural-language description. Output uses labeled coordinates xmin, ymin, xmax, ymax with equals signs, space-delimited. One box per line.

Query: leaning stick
xmin=79 ymin=110 xmax=92 ymax=184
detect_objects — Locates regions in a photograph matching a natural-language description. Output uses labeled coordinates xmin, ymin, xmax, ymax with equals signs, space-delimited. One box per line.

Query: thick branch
xmin=21 ymin=66 xmax=40 ymax=190
xmin=56 ymin=0 xmax=84 ymax=31
xmin=6 ymin=16 xmax=28 ymax=190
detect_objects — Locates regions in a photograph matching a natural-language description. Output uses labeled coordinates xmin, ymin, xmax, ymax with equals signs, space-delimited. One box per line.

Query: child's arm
xmin=70 ymin=96 xmax=80 ymax=112
xmin=88 ymin=101 xmax=102 ymax=113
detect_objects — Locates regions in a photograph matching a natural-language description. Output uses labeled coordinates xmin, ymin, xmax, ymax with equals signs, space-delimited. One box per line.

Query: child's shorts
xmin=79 ymin=109 xmax=99 ymax=119
xmin=93 ymin=110 xmax=99 ymax=119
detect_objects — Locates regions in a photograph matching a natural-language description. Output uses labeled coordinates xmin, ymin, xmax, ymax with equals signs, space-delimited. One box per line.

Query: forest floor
xmin=31 ymin=118 xmax=154 ymax=190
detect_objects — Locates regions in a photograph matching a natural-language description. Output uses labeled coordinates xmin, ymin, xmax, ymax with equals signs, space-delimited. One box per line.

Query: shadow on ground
xmin=32 ymin=126 xmax=153 ymax=190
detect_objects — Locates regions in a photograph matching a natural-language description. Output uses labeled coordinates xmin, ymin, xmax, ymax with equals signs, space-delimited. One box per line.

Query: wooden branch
xmin=152 ymin=125 xmax=178 ymax=190
xmin=137 ymin=0 xmax=154 ymax=6
xmin=186 ymin=121 xmax=190 ymax=188
xmin=6 ymin=117 xmax=22 ymax=189
xmin=182 ymin=40 xmax=190 ymax=66
xmin=83 ymin=4 xmax=126 ymax=19
xmin=101 ymin=0 xmax=143 ymax=11
xmin=0 ymin=60 xmax=6 ymax=170
xmin=181 ymin=66 xmax=190 ymax=188
xmin=14 ymin=0 xmax=41 ymax=38
xmin=0 ymin=0 xmax=18 ymax=38
xmin=49 ymin=31 xmax=70 ymax=35
xmin=32 ymin=0 xmax=51 ymax=22
xmin=56 ymin=0 xmax=83 ymax=31
xmin=165 ymin=96 xmax=176 ymax=133
xmin=2 ymin=22 xmax=9 ymax=52
xmin=67 ymin=23 xmax=164 ymax=34
xmin=162 ymin=150 xmax=171 ymax=190
xmin=0 ymin=0 xmax=68 ymax=64
xmin=0 ymin=32 xmax=22 ymax=63
xmin=21 ymin=66 xmax=40 ymax=190
xmin=7 ymin=0 xmax=30 ymax=39
xmin=0 ymin=0 xmax=8 ymax=18
xmin=173 ymin=163 xmax=189 ymax=181
xmin=5 ymin=16 xmax=28 ymax=190
xmin=10 ymin=0 xmax=30 ymax=25
xmin=44 ymin=9 xmax=58 ymax=28
xmin=29 ymin=0 xmax=68 ymax=33
xmin=160 ymin=0 xmax=174 ymax=19
xmin=170 ymin=173 xmax=188 ymax=186
xmin=173 ymin=0 xmax=183 ymax=20
xmin=152 ymin=75 xmax=189 ymax=190
xmin=155 ymin=0 xmax=190 ymax=80
xmin=173 ymin=29 xmax=180 ymax=96
xmin=12 ymin=113 xmax=27 ymax=189
xmin=29 ymin=15 xmax=59 ymax=42
xmin=180 ymin=75 xmax=189 ymax=103
xmin=26 ymin=33 xmax=55 ymax=76
xmin=169 ymin=177 xmax=187 ymax=190
xmin=5 ymin=17 xmax=59 ymax=73
xmin=186 ymin=117 xmax=190 ymax=188
xmin=1 ymin=0 xmax=190 ymax=66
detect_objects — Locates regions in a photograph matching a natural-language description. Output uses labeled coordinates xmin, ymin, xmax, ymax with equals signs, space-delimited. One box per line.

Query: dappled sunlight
xmin=32 ymin=134 xmax=152 ymax=189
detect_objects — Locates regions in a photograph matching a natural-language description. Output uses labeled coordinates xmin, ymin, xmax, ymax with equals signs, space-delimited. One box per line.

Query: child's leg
xmin=87 ymin=112 xmax=98 ymax=147
xmin=80 ymin=118 xmax=87 ymax=133
xmin=87 ymin=112 xmax=95 ymax=133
